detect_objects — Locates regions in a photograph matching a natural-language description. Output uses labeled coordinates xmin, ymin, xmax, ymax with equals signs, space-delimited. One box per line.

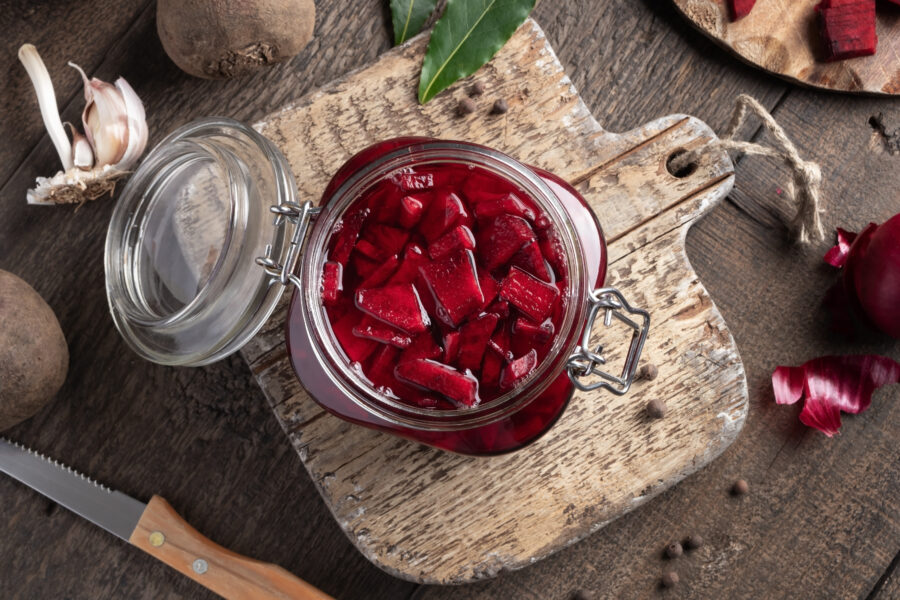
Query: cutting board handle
xmin=129 ymin=495 xmax=333 ymax=600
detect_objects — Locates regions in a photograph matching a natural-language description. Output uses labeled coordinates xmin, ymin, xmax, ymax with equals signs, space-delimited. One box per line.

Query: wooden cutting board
xmin=240 ymin=19 xmax=748 ymax=584
xmin=672 ymin=0 xmax=900 ymax=95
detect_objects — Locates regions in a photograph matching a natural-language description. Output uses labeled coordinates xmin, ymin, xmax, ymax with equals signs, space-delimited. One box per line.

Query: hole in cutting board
xmin=666 ymin=149 xmax=698 ymax=178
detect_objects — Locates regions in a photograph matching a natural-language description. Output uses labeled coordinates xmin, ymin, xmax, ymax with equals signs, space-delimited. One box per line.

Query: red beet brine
xmin=320 ymin=161 xmax=568 ymax=410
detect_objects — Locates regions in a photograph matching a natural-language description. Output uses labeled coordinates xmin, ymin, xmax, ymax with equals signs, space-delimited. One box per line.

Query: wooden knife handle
xmin=129 ymin=495 xmax=333 ymax=600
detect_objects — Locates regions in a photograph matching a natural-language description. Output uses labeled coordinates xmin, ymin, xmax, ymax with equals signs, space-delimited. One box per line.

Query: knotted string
xmin=671 ymin=94 xmax=824 ymax=244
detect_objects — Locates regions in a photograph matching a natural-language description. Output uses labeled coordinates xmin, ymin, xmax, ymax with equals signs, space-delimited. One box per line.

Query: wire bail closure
xmin=566 ymin=288 xmax=650 ymax=395
xmin=256 ymin=200 xmax=321 ymax=289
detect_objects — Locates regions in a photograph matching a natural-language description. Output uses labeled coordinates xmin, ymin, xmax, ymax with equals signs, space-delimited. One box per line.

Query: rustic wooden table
xmin=1 ymin=1 xmax=898 ymax=598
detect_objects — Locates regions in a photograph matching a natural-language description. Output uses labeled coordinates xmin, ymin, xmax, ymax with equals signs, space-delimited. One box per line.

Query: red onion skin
xmin=845 ymin=214 xmax=900 ymax=339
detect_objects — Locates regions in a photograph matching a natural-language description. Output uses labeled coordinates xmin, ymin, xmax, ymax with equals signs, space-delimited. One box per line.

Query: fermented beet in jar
xmin=287 ymin=138 xmax=607 ymax=455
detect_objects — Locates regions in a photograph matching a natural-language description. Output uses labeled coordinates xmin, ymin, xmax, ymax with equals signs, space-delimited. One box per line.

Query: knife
xmin=0 ymin=437 xmax=333 ymax=600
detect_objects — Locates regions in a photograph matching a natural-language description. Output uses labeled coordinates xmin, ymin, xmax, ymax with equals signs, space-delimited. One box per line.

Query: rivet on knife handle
xmin=130 ymin=496 xmax=333 ymax=600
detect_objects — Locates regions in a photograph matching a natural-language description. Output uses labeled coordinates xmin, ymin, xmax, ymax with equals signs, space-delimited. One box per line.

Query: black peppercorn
xmin=665 ymin=541 xmax=683 ymax=559
xmin=469 ymin=81 xmax=486 ymax=96
xmin=646 ymin=398 xmax=667 ymax=419
xmin=457 ymin=98 xmax=476 ymax=116
xmin=490 ymin=98 xmax=509 ymax=114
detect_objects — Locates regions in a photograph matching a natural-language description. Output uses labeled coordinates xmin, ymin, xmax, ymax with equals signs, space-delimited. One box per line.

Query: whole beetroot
xmin=0 ymin=270 xmax=68 ymax=431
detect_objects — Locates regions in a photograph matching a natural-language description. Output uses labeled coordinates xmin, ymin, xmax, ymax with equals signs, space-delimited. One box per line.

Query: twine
xmin=671 ymin=94 xmax=824 ymax=244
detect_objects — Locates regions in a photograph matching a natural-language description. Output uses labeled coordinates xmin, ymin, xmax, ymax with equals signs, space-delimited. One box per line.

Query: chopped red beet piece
xmin=443 ymin=331 xmax=460 ymax=364
xmin=419 ymin=191 xmax=468 ymax=241
xmin=727 ymin=0 xmax=756 ymax=21
xmin=472 ymin=192 xmax=537 ymax=222
xmin=399 ymin=196 xmax=425 ymax=228
xmin=395 ymin=171 xmax=435 ymax=191
xmin=486 ymin=299 xmax=510 ymax=318
xmin=419 ymin=249 xmax=484 ymax=326
xmin=368 ymin=344 xmax=401 ymax=386
xmin=388 ymin=244 xmax=429 ymax=284
xmin=429 ymin=225 xmax=476 ymax=260
xmin=500 ymin=266 xmax=560 ymax=322
xmin=458 ymin=313 xmax=500 ymax=371
xmin=514 ymin=316 xmax=555 ymax=344
xmin=359 ymin=254 xmax=399 ymax=288
xmin=500 ymin=349 xmax=539 ymax=390
xmin=477 ymin=268 xmax=500 ymax=309
xmin=352 ymin=316 xmax=413 ymax=349
xmin=511 ymin=241 xmax=553 ymax=282
xmin=461 ymin=172 xmax=512 ymax=200
xmin=400 ymin=332 xmax=443 ymax=362
xmin=538 ymin=226 xmax=567 ymax=280
xmin=363 ymin=224 xmax=410 ymax=257
xmin=773 ymin=355 xmax=900 ymax=436
xmin=367 ymin=183 xmax=402 ymax=224
xmin=355 ymin=239 xmax=384 ymax=261
xmin=352 ymin=253 xmax=381 ymax=280
xmin=489 ymin=327 xmax=513 ymax=361
xmin=395 ymin=359 xmax=480 ymax=407
xmin=476 ymin=214 xmax=536 ymax=270
xmin=355 ymin=284 xmax=430 ymax=334
xmin=321 ymin=261 xmax=343 ymax=305
xmin=332 ymin=310 xmax=378 ymax=363
xmin=816 ymin=0 xmax=877 ymax=62
xmin=330 ymin=207 xmax=370 ymax=265
xmin=481 ymin=348 xmax=505 ymax=389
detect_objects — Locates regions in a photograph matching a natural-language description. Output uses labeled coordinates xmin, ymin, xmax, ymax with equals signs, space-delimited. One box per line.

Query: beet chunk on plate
xmin=816 ymin=0 xmax=877 ymax=61
xmin=727 ymin=0 xmax=755 ymax=20
xmin=419 ymin=249 xmax=484 ymax=327
xmin=395 ymin=359 xmax=480 ymax=407
xmin=356 ymin=284 xmax=430 ymax=334
xmin=476 ymin=214 xmax=536 ymax=270
xmin=499 ymin=266 xmax=561 ymax=322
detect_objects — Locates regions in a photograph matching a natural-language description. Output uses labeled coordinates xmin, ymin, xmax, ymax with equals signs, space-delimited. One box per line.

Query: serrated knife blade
xmin=0 ymin=437 xmax=145 ymax=540
xmin=1 ymin=437 xmax=332 ymax=600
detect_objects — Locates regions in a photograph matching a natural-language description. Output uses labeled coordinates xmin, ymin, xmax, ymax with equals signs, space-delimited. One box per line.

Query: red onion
xmin=824 ymin=213 xmax=900 ymax=338
xmin=773 ymin=355 xmax=900 ymax=436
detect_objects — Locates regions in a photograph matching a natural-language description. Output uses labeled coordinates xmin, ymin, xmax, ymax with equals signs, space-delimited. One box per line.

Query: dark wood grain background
xmin=0 ymin=1 xmax=898 ymax=598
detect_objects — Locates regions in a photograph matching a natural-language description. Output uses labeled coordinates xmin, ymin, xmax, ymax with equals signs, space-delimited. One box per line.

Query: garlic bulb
xmin=18 ymin=44 xmax=149 ymax=205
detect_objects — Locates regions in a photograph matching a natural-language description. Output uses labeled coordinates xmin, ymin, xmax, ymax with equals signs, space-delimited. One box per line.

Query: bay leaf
xmin=418 ymin=0 xmax=535 ymax=103
xmin=390 ymin=0 xmax=439 ymax=45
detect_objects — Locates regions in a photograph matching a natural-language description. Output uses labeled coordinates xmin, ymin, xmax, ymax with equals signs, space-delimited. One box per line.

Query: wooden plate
xmin=673 ymin=0 xmax=900 ymax=95
xmin=241 ymin=19 xmax=749 ymax=584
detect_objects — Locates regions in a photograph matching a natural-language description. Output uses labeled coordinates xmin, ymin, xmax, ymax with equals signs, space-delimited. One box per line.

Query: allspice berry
xmin=457 ymin=98 xmax=476 ymax=116
xmin=665 ymin=542 xmax=683 ymax=559
xmin=639 ymin=363 xmax=659 ymax=381
xmin=490 ymin=98 xmax=509 ymax=114
xmin=469 ymin=81 xmax=486 ymax=96
xmin=731 ymin=479 xmax=749 ymax=496
xmin=661 ymin=571 xmax=679 ymax=588
xmin=570 ymin=591 xmax=594 ymax=600
xmin=646 ymin=398 xmax=667 ymax=419
xmin=684 ymin=534 xmax=704 ymax=550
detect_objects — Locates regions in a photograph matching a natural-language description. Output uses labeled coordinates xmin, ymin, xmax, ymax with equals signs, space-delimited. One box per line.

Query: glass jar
xmin=106 ymin=118 xmax=649 ymax=455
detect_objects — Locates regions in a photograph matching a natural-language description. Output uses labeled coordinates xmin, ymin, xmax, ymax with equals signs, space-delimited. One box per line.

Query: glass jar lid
xmin=104 ymin=118 xmax=297 ymax=366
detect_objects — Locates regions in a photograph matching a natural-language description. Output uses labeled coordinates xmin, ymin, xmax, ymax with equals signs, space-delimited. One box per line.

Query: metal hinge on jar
xmin=256 ymin=200 xmax=320 ymax=288
xmin=566 ymin=288 xmax=650 ymax=395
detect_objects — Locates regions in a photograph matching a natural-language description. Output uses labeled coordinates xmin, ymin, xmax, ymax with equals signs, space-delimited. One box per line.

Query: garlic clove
xmin=112 ymin=77 xmax=148 ymax=170
xmin=18 ymin=44 xmax=74 ymax=171
xmin=66 ymin=123 xmax=94 ymax=170
xmin=69 ymin=62 xmax=128 ymax=167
